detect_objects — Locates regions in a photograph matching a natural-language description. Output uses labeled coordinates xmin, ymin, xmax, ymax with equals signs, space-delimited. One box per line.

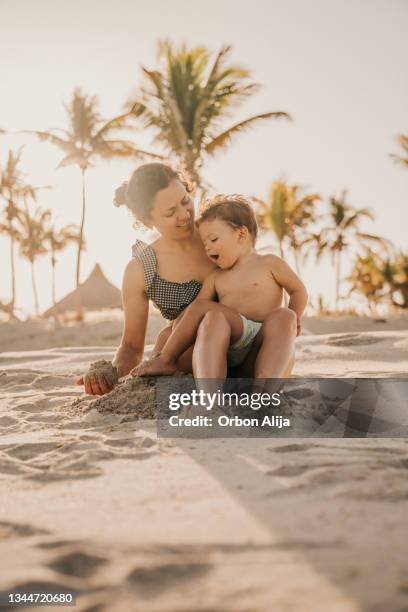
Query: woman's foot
xmin=131 ymin=354 xmax=178 ymax=377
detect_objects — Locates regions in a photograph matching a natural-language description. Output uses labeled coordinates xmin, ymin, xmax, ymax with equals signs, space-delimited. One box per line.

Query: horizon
xmin=1 ymin=0 xmax=407 ymax=316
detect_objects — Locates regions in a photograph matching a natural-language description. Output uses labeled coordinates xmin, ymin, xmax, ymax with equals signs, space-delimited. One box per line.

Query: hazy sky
xmin=1 ymin=0 xmax=407 ymax=315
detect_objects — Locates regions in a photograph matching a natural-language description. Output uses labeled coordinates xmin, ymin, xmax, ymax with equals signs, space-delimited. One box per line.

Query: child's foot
xmin=131 ymin=354 xmax=178 ymax=377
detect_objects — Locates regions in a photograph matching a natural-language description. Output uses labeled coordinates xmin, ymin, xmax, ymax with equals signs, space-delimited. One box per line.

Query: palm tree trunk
xmin=75 ymin=168 xmax=86 ymax=288
xmin=31 ymin=260 xmax=39 ymax=317
xmin=335 ymin=250 xmax=341 ymax=311
xmin=9 ymin=229 xmax=16 ymax=313
xmin=51 ymin=256 xmax=56 ymax=307
xmin=185 ymin=157 xmax=202 ymax=198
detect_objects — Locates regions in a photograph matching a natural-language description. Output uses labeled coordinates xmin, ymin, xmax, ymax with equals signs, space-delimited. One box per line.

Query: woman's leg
xmin=152 ymin=324 xmax=172 ymax=354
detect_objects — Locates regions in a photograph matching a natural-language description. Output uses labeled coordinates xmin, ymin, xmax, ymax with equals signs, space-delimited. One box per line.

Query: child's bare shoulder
xmin=257 ymin=253 xmax=284 ymax=268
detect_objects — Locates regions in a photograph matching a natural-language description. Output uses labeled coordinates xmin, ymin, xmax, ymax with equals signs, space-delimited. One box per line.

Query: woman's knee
xmin=263 ymin=308 xmax=297 ymax=336
xmin=154 ymin=325 xmax=172 ymax=349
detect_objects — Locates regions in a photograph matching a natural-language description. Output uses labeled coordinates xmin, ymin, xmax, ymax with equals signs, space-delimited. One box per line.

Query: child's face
xmin=198 ymin=218 xmax=247 ymax=269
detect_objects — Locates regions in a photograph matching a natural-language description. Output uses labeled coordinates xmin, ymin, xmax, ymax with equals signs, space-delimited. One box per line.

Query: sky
xmin=0 ymin=0 xmax=407 ymax=316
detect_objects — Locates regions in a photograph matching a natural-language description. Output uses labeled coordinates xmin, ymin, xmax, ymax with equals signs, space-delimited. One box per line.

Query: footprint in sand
xmin=48 ymin=551 xmax=108 ymax=579
xmin=104 ymin=438 xmax=137 ymax=448
xmin=38 ymin=540 xmax=82 ymax=550
xmin=0 ymin=454 xmax=40 ymax=476
xmin=267 ymin=464 xmax=313 ymax=477
xmin=269 ymin=443 xmax=317 ymax=453
xmin=26 ymin=414 xmax=65 ymax=424
xmin=326 ymin=333 xmax=385 ymax=347
xmin=0 ymin=521 xmax=50 ymax=539
xmin=6 ymin=442 xmax=61 ymax=461
xmin=0 ymin=416 xmax=18 ymax=427
xmin=126 ymin=561 xmax=212 ymax=597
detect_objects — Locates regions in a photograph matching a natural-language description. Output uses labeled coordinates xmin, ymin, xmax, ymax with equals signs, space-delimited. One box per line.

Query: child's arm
xmin=196 ymin=271 xmax=217 ymax=301
xmin=266 ymin=255 xmax=308 ymax=335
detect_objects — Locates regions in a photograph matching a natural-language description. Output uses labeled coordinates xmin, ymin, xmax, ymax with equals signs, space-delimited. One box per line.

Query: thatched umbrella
xmin=43 ymin=264 xmax=121 ymax=317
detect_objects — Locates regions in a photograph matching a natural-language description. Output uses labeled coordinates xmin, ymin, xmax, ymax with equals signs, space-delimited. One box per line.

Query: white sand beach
xmin=1 ymin=314 xmax=408 ymax=611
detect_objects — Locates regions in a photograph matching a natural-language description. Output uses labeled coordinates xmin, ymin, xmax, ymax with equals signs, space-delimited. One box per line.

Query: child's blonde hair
xmin=197 ymin=195 xmax=258 ymax=243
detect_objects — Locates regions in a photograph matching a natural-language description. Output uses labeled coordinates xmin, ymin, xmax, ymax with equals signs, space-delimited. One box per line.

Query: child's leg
xmin=162 ymin=300 xmax=242 ymax=362
xmin=132 ymin=300 xmax=243 ymax=377
xmin=192 ymin=310 xmax=235 ymax=411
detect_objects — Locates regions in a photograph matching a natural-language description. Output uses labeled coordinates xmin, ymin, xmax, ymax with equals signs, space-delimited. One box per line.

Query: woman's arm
xmin=113 ymin=258 xmax=149 ymax=376
xmin=76 ymin=259 xmax=149 ymax=395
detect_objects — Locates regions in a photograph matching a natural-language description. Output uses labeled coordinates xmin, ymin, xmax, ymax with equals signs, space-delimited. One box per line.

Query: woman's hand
xmin=75 ymin=372 xmax=115 ymax=396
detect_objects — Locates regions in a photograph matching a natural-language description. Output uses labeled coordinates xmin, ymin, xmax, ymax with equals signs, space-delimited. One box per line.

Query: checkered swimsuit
xmin=132 ymin=239 xmax=202 ymax=320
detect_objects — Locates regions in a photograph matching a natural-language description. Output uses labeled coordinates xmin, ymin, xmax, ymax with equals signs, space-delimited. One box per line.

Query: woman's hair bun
xmin=114 ymin=181 xmax=128 ymax=208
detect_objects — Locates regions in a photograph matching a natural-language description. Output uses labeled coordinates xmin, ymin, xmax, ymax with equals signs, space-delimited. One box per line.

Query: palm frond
xmin=92 ymin=112 xmax=135 ymax=141
xmin=356 ymin=232 xmax=392 ymax=248
xmin=23 ymin=130 xmax=72 ymax=153
xmin=205 ymin=112 xmax=290 ymax=155
xmin=56 ymin=153 xmax=84 ymax=170
xmin=390 ymin=153 xmax=408 ymax=167
xmin=97 ymin=140 xmax=164 ymax=160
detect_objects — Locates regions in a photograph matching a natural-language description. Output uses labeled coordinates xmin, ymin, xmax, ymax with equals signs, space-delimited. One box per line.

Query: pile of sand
xmin=71 ymin=376 xmax=158 ymax=420
xmin=90 ymin=376 xmax=157 ymax=418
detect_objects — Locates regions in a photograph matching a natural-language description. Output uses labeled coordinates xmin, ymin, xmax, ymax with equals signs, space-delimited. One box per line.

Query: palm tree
xmin=348 ymin=249 xmax=408 ymax=311
xmin=347 ymin=250 xmax=386 ymax=313
xmin=27 ymin=88 xmax=160 ymax=288
xmin=254 ymin=182 xmax=287 ymax=259
xmin=390 ymin=133 xmax=408 ymax=169
xmin=318 ymin=192 xmax=388 ymax=310
xmin=254 ymin=181 xmax=319 ymax=271
xmin=15 ymin=206 xmax=50 ymax=317
xmin=45 ymin=222 xmax=81 ymax=309
xmin=0 ymin=148 xmax=41 ymax=316
xmin=128 ymin=41 xmax=290 ymax=191
xmin=383 ymin=251 xmax=408 ymax=309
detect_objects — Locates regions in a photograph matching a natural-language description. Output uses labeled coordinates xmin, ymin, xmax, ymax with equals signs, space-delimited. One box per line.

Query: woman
xmin=76 ymin=163 xmax=297 ymax=395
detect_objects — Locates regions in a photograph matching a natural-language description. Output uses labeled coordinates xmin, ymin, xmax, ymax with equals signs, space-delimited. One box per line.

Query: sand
xmin=1 ymin=314 xmax=408 ymax=611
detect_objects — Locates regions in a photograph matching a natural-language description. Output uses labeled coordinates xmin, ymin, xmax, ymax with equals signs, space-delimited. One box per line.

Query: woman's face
xmin=148 ymin=179 xmax=195 ymax=239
